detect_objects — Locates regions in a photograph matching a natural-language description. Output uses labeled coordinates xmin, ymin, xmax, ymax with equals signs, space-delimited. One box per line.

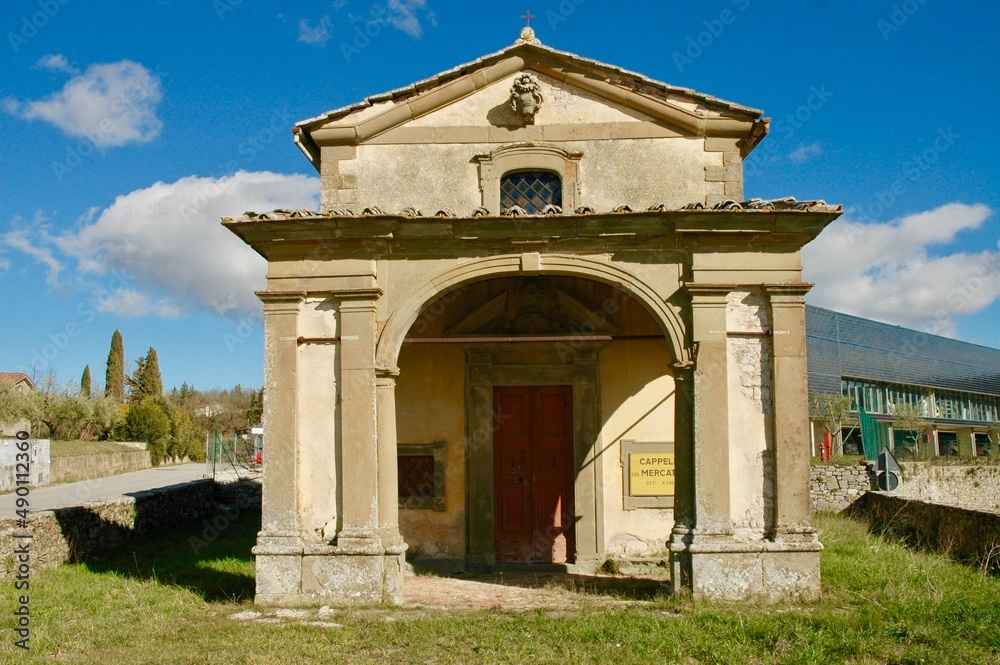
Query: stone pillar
xmin=679 ymin=284 xmax=738 ymax=599
xmin=763 ymin=285 xmax=822 ymax=599
xmin=686 ymin=286 xmax=733 ymax=539
xmin=336 ymin=291 xmax=383 ymax=551
xmin=376 ymin=367 xmax=404 ymax=549
xmin=253 ymin=290 xmax=306 ymax=606
xmin=306 ymin=289 xmax=404 ymax=604
xmin=956 ymin=428 xmax=975 ymax=458
xmin=767 ymin=286 xmax=818 ymax=542
xmin=668 ymin=362 xmax=695 ymax=592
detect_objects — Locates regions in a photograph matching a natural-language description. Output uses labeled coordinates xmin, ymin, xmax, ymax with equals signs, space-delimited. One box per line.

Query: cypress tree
xmin=145 ymin=347 xmax=163 ymax=399
xmin=128 ymin=347 xmax=163 ymax=402
xmin=80 ymin=365 xmax=91 ymax=398
xmin=105 ymin=330 xmax=125 ymax=403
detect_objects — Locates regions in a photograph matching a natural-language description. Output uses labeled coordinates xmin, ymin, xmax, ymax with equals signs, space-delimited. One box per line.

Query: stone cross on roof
xmin=517 ymin=11 xmax=541 ymax=45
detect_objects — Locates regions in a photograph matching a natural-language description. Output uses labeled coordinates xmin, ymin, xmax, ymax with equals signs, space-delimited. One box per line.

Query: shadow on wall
xmin=49 ymin=484 xmax=260 ymax=602
xmin=844 ymin=493 xmax=1000 ymax=576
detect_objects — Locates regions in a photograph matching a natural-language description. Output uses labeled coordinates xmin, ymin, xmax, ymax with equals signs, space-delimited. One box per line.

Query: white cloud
xmin=35 ymin=54 xmax=79 ymax=76
xmin=0 ymin=258 xmax=9 ymax=270
xmin=11 ymin=60 xmax=163 ymax=147
xmin=385 ymin=0 xmax=428 ymax=38
xmin=297 ymin=16 xmax=333 ymax=45
xmin=95 ymin=289 xmax=182 ymax=319
xmin=787 ymin=141 xmax=823 ymax=164
xmin=803 ymin=203 xmax=1000 ymax=337
xmin=53 ymin=171 xmax=318 ymax=317
xmin=3 ymin=226 xmax=62 ymax=285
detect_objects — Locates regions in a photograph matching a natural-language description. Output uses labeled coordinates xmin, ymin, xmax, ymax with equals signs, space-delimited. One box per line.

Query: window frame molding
xmin=475 ymin=143 xmax=582 ymax=215
xmin=397 ymin=440 xmax=446 ymax=511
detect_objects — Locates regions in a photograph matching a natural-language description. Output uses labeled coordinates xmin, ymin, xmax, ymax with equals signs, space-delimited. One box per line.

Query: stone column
xmin=686 ymin=285 xmax=733 ymax=539
xmin=668 ymin=361 xmax=695 ymax=591
xmin=336 ymin=289 xmax=383 ymax=553
xmin=767 ymin=285 xmax=818 ymax=543
xmin=376 ymin=367 xmax=404 ymax=549
xmin=253 ymin=290 xmax=306 ymax=605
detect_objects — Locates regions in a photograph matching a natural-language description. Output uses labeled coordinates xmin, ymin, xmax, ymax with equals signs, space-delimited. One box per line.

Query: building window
xmin=397 ymin=441 xmax=446 ymax=511
xmin=975 ymin=433 xmax=992 ymax=457
xmin=501 ymin=171 xmax=562 ymax=213
xmin=937 ymin=431 xmax=958 ymax=456
xmin=398 ymin=455 xmax=435 ymax=498
xmin=475 ymin=144 xmax=582 ymax=213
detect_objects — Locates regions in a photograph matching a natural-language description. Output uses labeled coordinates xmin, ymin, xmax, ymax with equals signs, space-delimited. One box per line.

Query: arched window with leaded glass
xmin=500 ymin=171 xmax=562 ymax=214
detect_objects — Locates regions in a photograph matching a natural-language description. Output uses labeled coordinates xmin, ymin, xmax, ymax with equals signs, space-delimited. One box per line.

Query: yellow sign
xmin=629 ymin=452 xmax=675 ymax=497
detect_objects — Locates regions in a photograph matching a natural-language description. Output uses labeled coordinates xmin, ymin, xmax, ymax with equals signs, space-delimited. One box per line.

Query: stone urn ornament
xmin=510 ymin=73 xmax=544 ymax=124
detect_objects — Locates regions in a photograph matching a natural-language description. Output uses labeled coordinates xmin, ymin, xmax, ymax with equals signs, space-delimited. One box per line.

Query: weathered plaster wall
xmin=296 ymin=297 xmax=340 ymax=541
xmin=321 ymin=72 xmax=725 ymax=214
xmin=407 ymin=73 xmax=657 ymax=128
xmin=395 ymin=344 xmax=467 ymax=559
xmin=343 ymin=137 xmax=712 ymax=215
xmin=896 ymin=463 xmax=1000 ymax=513
xmin=599 ymin=339 xmax=675 ymax=559
xmin=0 ymin=438 xmax=50 ymax=491
xmin=726 ymin=289 xmax=773 ymax=538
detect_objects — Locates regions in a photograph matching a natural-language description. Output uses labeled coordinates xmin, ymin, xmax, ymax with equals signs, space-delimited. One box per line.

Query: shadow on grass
xmin=53 ymin=496 xmax=261 ymax=603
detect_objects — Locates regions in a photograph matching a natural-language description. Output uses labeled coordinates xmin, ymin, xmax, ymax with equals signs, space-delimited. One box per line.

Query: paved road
xmin=0 ymin=463 xmax=208 ymax=519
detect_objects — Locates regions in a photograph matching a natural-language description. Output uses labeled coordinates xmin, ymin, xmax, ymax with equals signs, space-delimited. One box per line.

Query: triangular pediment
xmin=446 ymin=277 xmax=619 ymax=336
xmin=294 ymin=39 xmax=764 ymax=168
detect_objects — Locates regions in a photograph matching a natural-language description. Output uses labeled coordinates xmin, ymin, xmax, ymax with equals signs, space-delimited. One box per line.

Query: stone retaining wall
xmin=896 ymin=463 xmax=1000 ymax=513
xmin=50 ymin=450 xmax=152 ymax=484
xmin=0 ymin=479 xmax=215 ymax=579
xmin=849 ymin=492 xmax=1000 ymax=573
xmin=810 ymin=463 xmax=876 ymax=512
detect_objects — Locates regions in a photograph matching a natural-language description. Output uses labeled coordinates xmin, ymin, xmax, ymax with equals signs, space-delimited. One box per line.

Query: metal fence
xmin=205 ymin=428 xmax=262 ymax=481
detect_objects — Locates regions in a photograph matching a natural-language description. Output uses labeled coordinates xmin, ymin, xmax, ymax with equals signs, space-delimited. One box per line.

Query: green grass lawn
xmin=2 ymin=510 xmax=999 ymax=664
xmin=48 ymin=440 xmax=143 ymax=457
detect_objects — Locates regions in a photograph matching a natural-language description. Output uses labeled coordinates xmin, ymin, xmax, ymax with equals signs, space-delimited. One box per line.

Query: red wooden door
xmin=494 ymin=385 xmax=575 ymax=563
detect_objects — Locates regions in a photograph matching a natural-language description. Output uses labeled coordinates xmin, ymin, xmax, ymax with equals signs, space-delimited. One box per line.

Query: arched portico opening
xmin=376 ymin=254 xmax=690 ymax=373
xmin=388 ymin=271 xmax=684 ymax=573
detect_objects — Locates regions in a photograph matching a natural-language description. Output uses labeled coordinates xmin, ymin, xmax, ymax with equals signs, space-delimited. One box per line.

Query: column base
xmin=670 ymin=530 xmax=822 ymax=602
xmin=254 ymin=534 xmax=406 ymax=606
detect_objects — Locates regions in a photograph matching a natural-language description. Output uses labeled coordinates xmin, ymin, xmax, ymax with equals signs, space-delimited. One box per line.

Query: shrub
xmin=118 ymin=400 xmax=172 ymax=465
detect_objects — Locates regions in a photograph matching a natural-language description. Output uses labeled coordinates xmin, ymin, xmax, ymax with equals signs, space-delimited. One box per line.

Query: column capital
xmin=257 ymin=290 xmax=306 ymax=311
xmin=376 ymin=366 xmax=400 ymax=384
xmin=682 ymin=282 xmax=734 ymax=305
xmin=331 ymin=288 xmax=384 ymax=302
xmin=765 ymin=283 xmax=813 ymax=304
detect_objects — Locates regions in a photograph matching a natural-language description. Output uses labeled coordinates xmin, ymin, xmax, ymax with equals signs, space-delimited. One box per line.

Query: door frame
xmin=493 ymin=384 xmax=576 ymax=564
xmin=464 ymin=342 xmax=605 ymax=569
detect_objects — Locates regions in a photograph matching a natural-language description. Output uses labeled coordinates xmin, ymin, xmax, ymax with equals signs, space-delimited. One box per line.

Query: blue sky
xmin=1 ymin=0 xmax=998 ymax=391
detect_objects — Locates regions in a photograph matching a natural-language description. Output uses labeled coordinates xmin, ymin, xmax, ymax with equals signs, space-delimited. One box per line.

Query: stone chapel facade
xmin=224 ymin=28 xmax=842 ymax=605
